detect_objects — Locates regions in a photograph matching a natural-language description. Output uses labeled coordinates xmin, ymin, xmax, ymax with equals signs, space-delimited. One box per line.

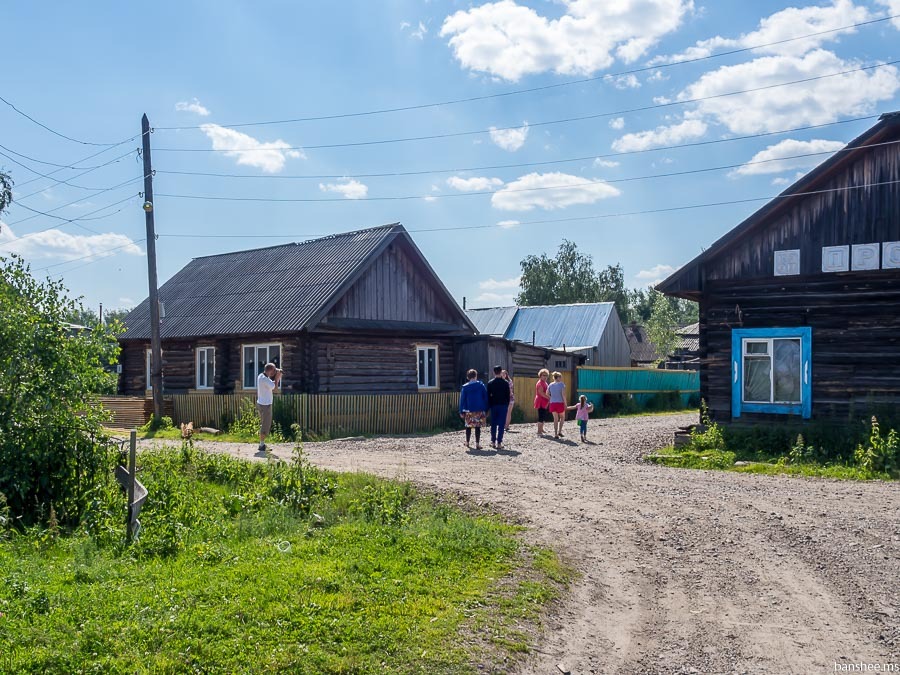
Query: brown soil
xmin=140 ymin=413 xmax=900 ymax=674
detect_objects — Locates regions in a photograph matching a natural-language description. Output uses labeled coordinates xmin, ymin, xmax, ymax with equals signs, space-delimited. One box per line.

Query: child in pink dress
xmin=567 ymin=395 xmax=595 ymax=443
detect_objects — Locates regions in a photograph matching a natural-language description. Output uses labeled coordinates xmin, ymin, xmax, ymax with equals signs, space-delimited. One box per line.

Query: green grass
xmin=595 ymin=407 xmax=699 ymax=420
xmin=647 ymin=446 xmax=891 ymax=480
xmin=0 ymin=446 xmax=570 ymax=673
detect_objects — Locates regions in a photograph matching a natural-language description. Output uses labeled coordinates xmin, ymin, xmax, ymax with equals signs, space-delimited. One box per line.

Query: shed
xmin=657 ymin=111 xmax=900 ymax=423
xmin=119 ymin=223 xmax=476 ymax=396
xmin=466 ymin=302 xmax=631 ymax=367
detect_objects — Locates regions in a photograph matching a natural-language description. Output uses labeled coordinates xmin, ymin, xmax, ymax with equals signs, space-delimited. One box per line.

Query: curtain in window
xmin=773 ymin=339 xmax=801 ymax=403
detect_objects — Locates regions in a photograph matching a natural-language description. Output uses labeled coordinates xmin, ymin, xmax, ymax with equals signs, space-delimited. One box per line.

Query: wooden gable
xmin=317 ymin=236 xmax=473 ymax=334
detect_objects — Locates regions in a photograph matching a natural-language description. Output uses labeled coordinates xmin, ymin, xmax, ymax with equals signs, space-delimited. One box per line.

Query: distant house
xmin=455 ymin=335 xmax=583 ymax=384
xmin=119 ymin=224 xmax=476 ymax=396
xmin=657 ymin=111 xmax=900 ymax=423
xmin=624 ymin=323 xmax=659 ymax=367
xmin=466 ymin=302 xmax=631 ymax=367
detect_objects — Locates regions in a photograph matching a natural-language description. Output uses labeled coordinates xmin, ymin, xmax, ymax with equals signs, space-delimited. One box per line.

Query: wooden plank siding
xmin=701 ymin=273 xmax=900 ymax=422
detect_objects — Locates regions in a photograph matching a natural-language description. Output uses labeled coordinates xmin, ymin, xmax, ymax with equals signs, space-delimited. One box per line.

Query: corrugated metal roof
xmin=624 ymin=323 xmax=660 ymax=363
xmin=467 ymin=302 xmax=616 ymax=350
xmin=466 ymin=306 xmax=519 ymax=336
xmin=122 ymin=224 xmax=400 ymax=340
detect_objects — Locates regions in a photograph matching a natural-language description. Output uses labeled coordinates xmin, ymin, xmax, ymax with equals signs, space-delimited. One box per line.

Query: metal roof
xmin=466 ymin=306 xmax=519 ymax=336
xmin=122 ymin=224 xmax=402 ymax=340
xmin=624 ymin=323 xmax=660 ymax=363
xmin=466 ymin=302 xmax=616 ymax=350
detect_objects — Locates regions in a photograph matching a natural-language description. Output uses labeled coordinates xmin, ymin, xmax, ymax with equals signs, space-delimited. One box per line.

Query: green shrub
xmin=138 ymin=415 xmax=173 ymax=433
xmin=229 ymin=398 xmax=285 ymax=441
xmin=688 ymin=401 xmax=726 ymax=453
xmin=645 ymin=390 xmax=684 ymax=412
xmin=350 ymin=480 xmax=415 ymax=526
xmin=854 ymin=416 xmax=899 ymax=478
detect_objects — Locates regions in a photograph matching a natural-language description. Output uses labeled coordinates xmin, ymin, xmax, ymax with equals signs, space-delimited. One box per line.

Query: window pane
xmin=744 ymin=356 xmax=771 ymax=402
xmin=269 ymin=345 xmax=280 ymax=368
xmin=243 ymin=347 xmax=255 ymax=388
xmin=418 ymin=349 xmax=426 ymax=386
xmin=427 ymin=349 xmax=436 ymax=387
xmin=745 ymin=341 xmax=768 ymax=354
xmin=204 ymin=350 xmax=214 ymax=388
xmin=773 ymin=339 xmax=801 ymax=403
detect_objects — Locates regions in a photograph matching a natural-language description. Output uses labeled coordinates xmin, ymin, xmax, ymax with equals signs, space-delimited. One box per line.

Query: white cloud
xmin=732 ymin=138 xmax=845 ymax=177
xmin=402 ymin=20 xmax=428 ymax=39
xmin=447 ymin=176 xmax=504 ymax=191
xmin=440 ymin=0 xmax=693 ymax=81
xmin=400 ymin=21 xmax=411 ymax=30
xmin=474 ymin=291 xmax=518 ymax=305
xmin=200 ymin=124 xmax=304 ymax=173
xmin=497 ymin=220 xmax=520 ymax=229
xmin=479 ymin=276 xmax=521 ymax=290
xmin=606 ymin=73 xmax=641 ymax=89
xmin=650 ymin=0 xmax=871 ymax=64
xmin=609 ymin=117 xmax=625 ymax=130
xmin=118 ymin=297 xmax=135 ymax=306
xmin=593 ymin=159 xmax=620 ymax=168
xmin=489 ymin=122 xmax=529 ymax=151
xmin=611 ymin=118 xmax=707 ymax=152
xmin=491 ymin=172 xmax=620 ymax=211
xmin=680 ymin=49 xmax=900 ymax=134
xmin=318 ymin=178 xmax=368 ymax=199
xmin=771 ymin=176 xmax=792 ymax=186
xmin=879 ymin=0 xmax=900 ymax=29
xmin=636 ymin=263 xmax=677 ymax=286
xmin=175 ymin=98 xmax=211 ymax=116
xmin=0 ymin=223 xmax=143 ymax=262
xmin=422 ymin=195 xmax=438 ymax=202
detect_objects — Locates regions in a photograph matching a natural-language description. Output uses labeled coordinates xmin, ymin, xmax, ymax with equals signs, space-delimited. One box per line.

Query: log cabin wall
xmin=701 ymin=273 xmax=900 ymax=422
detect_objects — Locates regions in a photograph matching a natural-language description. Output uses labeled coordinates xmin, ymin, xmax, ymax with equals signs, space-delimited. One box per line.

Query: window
xmin=555 ymin=360 xmax=567 ymax=369
xmin=145 ymin=349 xmax=163 ymax=390
xmin=416 ymin=345 xmax=438 ymax=389
xmin=242 ymin=344 xmax=281 ymax=389
xmin=731 ymin=328 xmax=811 ymax=418
xmin=196 ymin=347 xmax=215 ymax=390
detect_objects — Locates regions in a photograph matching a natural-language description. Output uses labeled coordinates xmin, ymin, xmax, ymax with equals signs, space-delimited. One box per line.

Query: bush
xmin=229 ymin=398 xmax=284 ymax=441
xmin=854 ymin=416 xmax=899 ymax=478
xmin=645 ymin=390 xmax=684 ymax=412
xmin=0 ymin=255 xmax=122 ymax=527
xmin=688 ymin=401 xmax=726 ymax=453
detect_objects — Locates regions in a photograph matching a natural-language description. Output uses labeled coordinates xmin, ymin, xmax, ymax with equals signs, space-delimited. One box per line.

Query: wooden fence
xmin=170 ymin=392 xmax=461 ymax=437
xmin=512 ymin=371 xmax=575 ymax=422
xmin=98 ymin=396 xmax=172 ymax=428
xmin=577 ymin=367 xmax=700 ymax=410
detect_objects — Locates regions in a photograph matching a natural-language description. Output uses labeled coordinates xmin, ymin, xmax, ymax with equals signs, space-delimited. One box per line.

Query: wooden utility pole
xmin=141 ymin=114 xmax=163 ymax=420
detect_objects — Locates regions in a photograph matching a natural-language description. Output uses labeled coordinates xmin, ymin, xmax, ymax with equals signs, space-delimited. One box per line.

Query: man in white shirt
xmin=256 ymin=362 xmax=282 ymax=453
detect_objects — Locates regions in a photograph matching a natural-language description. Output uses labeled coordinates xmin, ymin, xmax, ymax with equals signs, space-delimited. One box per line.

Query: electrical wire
xmin=154 ymin=14 xmax=900 ymax=130
xmin=0 ymin=136 xmax=139 ymax=172
xmin=0 ymin=94 xmax=124 ymax=146
xmin=152 ymin=59 xmax=900 ymax=152
xmin=4 ymin=175 xmax=146 ymax=227
xmin=0 ymin=148 xmax=138 ymax=199
xmin=155 ymin=116 xmax=880 ymax=182
xmin=154 ymin=178 xmax=900 ymax=241
xmin=152 ymin=139 xmax=900 ymax=204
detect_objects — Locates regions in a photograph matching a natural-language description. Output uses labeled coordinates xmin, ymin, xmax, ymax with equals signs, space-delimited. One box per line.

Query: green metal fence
xmin=577 ymin=367 xmax=700 ymax=410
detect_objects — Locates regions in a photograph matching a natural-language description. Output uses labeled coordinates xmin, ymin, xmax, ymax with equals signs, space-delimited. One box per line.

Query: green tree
xmin=0 ymin=171 xmax=12 ymax=228
xmin=0 ymin=254 xmax=123 ymax=526
xmin=103 ymin=307 xmax=132 ymax=325
xmin=646 ymin=289 xmax=680 ymax=364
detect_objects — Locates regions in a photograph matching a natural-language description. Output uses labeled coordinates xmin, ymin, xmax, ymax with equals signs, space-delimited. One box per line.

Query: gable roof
xmin=466 ymin=302 xmax=617 ymax=350
xmin=657 ymin=111 xmax=900 ymax=299
xmin=624 ymin=323 xmax=659 ymax=363
xmin=122 ymin=223 xmax=474 ymax=340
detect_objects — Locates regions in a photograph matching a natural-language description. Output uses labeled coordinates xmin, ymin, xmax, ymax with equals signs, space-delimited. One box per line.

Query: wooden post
xmin=141 ymin=114 xmax=164 ymax=421
xmin=127 ymin=430 xmax=137 ymax=543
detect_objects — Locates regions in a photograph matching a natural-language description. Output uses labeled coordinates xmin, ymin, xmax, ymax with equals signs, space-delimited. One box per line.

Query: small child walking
xmin=567 ymin=395 xmax=595 ymax=443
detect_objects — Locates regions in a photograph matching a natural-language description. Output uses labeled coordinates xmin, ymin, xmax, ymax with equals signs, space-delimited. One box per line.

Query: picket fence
xmin=170 ymin=392 xmax=461 ymax=437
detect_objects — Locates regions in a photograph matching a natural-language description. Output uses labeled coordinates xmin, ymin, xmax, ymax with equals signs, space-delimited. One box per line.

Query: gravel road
xmin=142 ymin=413 xmax=900 ymax=674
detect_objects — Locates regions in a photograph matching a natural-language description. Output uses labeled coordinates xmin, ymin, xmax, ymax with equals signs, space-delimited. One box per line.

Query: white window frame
xmin=741 ymin=337 xmax=802 ymax=405
xmin=196 ymin=346 xmax=215 ymax=390
xmin=241 ymin=343 xmax=282 ymax=390
xmin=145 ymin=348 xmax=163 ymax=390
xmin=416 ymin=344 xmax=439 ymax=390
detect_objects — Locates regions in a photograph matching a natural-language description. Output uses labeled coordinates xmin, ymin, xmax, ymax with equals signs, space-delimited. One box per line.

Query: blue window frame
xmin=731 ymin=327 xmax=812 ymax=419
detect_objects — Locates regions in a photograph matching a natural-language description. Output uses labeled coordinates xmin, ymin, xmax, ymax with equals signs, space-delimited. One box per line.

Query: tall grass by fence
xmin=170 ymin=392 xmax=461 ymax=438
xmin=577 ymin=367 xmax=700 ymax=411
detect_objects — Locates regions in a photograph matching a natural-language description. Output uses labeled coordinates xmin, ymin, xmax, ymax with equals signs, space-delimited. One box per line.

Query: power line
xmin=0 ymin=94 xmax=123 ymax=146
xmin=4 ymin=176 xmax=146 ymax=227
xmin=0 ymin=148 xmax=137 ymax=199
xmin=152 ymin=59 xmax=900 ymax=152
xmin=155 ymin=116 xmax=879 ymax=182
xmin=154 ymin=14 xmax=900 ymax=130
xmin=0 ymin=136 xmax=139 ymax=172
xmin=153 ymin=139 xmax=900 ymax=204
xmin=9 ymin=138 xmax=140 ymax=190
xmin=155 ymin=178 xmax=900 ymax=241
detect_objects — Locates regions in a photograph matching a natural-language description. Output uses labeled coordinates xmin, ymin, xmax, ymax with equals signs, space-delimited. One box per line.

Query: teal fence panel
xmin=577 ymin=367 xmax=700 ymax=409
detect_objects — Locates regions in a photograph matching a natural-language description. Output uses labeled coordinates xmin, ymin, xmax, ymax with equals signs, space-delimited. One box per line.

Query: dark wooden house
xmin=119 ymin=224 xmax=476 ymax=396
xmin=454 ymin=335 xmax=583 ymax=386
xmin=624 ymin=323 xmax=660 ymax=367
xmin=657 ymin=111 xmax=900 ymax=423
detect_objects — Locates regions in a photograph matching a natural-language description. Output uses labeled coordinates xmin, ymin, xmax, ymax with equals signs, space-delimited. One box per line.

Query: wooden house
xmin=119 ymin=224 xmax=476 ymax=396
xmin=454 ymin=335 xmax=583 ymax=385
xmin=624 ymin=323 xmax=660 ymax=367
xmin=466 ymin=302 xmax=631 ymax=368
xmin=657 ymin=111 xmax=900 ymax=423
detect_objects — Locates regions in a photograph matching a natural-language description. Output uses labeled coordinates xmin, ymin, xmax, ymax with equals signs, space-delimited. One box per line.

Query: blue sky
xmin=2 ymin=0 xmax=899 ymax=311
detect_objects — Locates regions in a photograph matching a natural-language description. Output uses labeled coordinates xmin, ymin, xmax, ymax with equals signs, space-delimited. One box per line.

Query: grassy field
xmin=0 ymin=445 xmax=571 ymax=674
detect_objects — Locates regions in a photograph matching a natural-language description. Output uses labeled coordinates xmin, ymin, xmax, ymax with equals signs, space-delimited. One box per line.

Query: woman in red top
xmin=533 ymin=368 xmax=551 ymax=436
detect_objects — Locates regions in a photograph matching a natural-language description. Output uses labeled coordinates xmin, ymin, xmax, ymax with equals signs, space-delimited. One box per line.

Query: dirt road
xmin=152 ymin=414 xmax=900 ymax=674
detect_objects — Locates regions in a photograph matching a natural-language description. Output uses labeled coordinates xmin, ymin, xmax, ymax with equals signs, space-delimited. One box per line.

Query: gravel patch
xmin=139 ymin=412 xmax=900 ymax=674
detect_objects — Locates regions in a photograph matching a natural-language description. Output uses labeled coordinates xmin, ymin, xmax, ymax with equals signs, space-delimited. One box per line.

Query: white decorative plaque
xmin=851 ymin=243 xmax=880 ymax=271
xmin=883 ymin=241 xmax=900 ymax=269
xmin=774 ymin=249 xmax=800 ymax=276
xmin=821 ymin=245 xmax=850 ymax=273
